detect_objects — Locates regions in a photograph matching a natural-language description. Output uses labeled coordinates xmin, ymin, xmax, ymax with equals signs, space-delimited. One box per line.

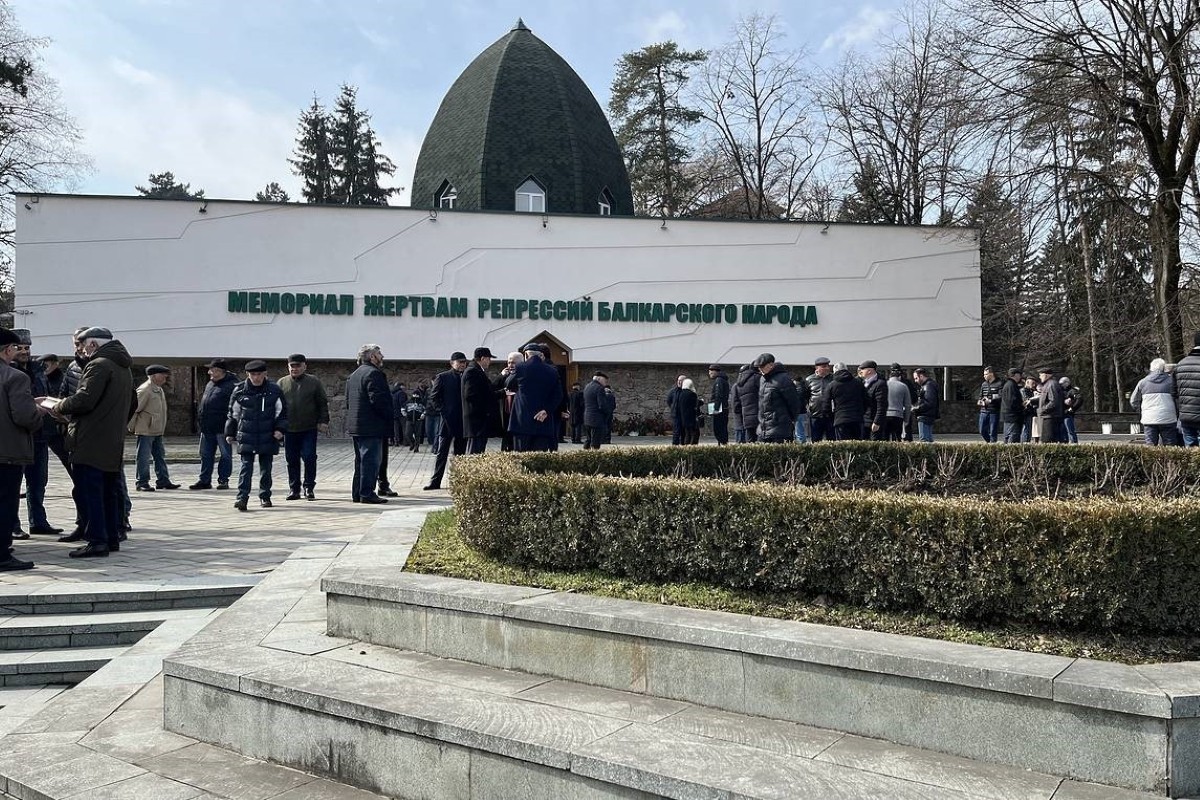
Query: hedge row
xmin=451 ymin=449 xmax=1200 ymax=634
xmin=513 ymin=441 xmax=1200 ymax=498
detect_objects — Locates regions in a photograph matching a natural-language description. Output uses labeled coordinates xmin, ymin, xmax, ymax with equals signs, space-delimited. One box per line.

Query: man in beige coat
xmin=131 ymin=365 xmax=178 ymax=492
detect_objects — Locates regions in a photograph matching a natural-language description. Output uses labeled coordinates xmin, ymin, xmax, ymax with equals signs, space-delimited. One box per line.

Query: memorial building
xmin=14 ymin=23 xmax=981 ymax=433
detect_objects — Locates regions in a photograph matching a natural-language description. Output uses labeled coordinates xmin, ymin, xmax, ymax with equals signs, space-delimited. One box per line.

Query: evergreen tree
xmin=836 ymin=160 xmax=898 ymax=223
xmin=289 ymin=96 xmax=334 ymax=203
xmin=135 ymin=171 xmax=204 ymax=199
xmin=254 ymin=181 xmax=290 ymax=202
xmin=329 ymin=85 xmax=364 ymax=205
xmin=608 ymin=42 xmax=706 ymax=217
xmin=355 ymin=132 xmax=396 ymax=206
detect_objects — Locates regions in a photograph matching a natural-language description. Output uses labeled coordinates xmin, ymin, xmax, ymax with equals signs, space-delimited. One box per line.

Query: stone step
xmin=0 ymin=684 xmax=70 ymax=735
xmin=0 ymin=578 xmax=255 ymax=615
xmin=0 ymin=607 xmax=210 ymax=651
xmin=0 ymin=645 xmax=125 ymax=686
xmin=164 ymin=638 xmax=1158 ymax=800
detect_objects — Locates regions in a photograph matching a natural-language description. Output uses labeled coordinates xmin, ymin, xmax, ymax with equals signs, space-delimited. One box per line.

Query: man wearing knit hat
xmin=0 ymin=327 xmax=45 ymax=570
xmin=130 ymin=365 xmax=179 ymax=492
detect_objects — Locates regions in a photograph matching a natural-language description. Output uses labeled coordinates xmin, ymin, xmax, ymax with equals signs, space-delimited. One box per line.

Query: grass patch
xmin=406 ymin=508 xmax=1200 ymax=665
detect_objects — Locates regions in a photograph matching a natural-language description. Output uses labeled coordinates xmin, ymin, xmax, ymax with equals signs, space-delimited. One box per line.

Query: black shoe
xmin=0 ymin=556 xmax=33 ymax=570
xmin=69 ymin=544 xmax=109 ymax=558
xmin=135 ymin=484 xmax=154 ymax=492
xmin=234 ymin=498 xmax=248 ymax=512
xmin=108 ymin=542 xmax=120 ymax=552
xmin=216 ymin=482 xmax=230 ymax=490
xmin=351 ymin=497 xmax=360 ymax=503
xmin=379 ymin=489 xmax=399 ymax=497
xmin=123 ymin=518 xmax=132 ymax=532
xmin=59 ymin=529 xmax=86 ymax=543
xmin=189 ymin=482 xmax=212 ymax=491
xmin=156 ymin=481 xmax=180 ymax=490
xmin=285 ymin=492 xmax=302 ymax=501
xmin=11 ymin=528 xmax=28 ymax=540
xmin=29 ymin=526 xmax=63 ymax=536
xmin=422 ymin=484 xmax=441 ymax=491
xmin=305 ymin=489 xmax=315 ymax=501
xmin=118 ymin=531 xmax=127 ymax=542
xmin=260 ymin=498 xmax=273 ymax=508
xmin=360 ymin=495 xmax=388 ymax=505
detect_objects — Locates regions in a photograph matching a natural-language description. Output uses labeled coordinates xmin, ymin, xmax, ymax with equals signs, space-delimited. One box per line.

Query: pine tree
xmin=355 ymin=132 xmax=396 ymax=206
xmin=135 ymin=171 xmax=204 ymax=199
xmin=289 ymin=96 xmax=333 ymax=203
xmin=254 ymin=182 xmax=290 ymax=203
xmin=836 ymin=160 xmax=898 ymax=223
xmin=329 ymin=85 xmax=364 ymax=205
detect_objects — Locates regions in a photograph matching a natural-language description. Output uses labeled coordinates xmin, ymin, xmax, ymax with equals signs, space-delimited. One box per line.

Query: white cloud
xmin=636 ymin=10 xmax=688 ymax=44
xmin=51 ymin=51 xmax=298 ymax=200
xmin=821 ymin=5 xmax=892 ymax=53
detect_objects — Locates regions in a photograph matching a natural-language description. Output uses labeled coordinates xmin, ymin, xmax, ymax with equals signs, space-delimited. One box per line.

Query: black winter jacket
xmin=225 ymin=379 xmax=287 ymax=456
xmin=709 ymin=373 xmax=730 ymax=414
xmin=198 ymin=374 xmax=237 ymax=435
xmin=461 ymin=361 xmax=496 ymax=438
xmin=1000 ymin=378 xmax=1024 ymax=423
xmin=914 ymin=379 xmax=940 ymax=420
xmin=345 ymin=363 xmax=393 ymax=439
xmin=1176 ymin=350 xmax=1200 ymax=423
xmin=429 ymin=369 xmax=464 ymax=438
xmin=806 ymin=373 xmax=833 ymax=418
xmin=862 ymin=375 xmax=888 ymax=428
xmin=827 ymin=369 xmax=867 ymax=427
xmin=734 ymin=367 xmax=761 ymax=432
xmin=757 ymin=365 xmax=803 ymax=440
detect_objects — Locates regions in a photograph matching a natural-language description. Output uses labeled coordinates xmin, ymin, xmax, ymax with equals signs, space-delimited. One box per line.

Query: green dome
xmin=411 ymin=20 xmax=633 ymax=216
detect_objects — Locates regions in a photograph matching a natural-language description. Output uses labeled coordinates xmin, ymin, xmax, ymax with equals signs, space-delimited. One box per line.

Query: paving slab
xmin=139 ymin=742 xmax=316 ymax=800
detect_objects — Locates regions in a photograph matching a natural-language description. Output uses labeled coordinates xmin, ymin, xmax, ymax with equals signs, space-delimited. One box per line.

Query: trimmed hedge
xmin=451 ymin=444 xmax=1200 ymax=635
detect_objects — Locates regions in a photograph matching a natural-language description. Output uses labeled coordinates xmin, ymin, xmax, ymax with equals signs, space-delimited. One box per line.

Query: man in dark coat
xmin=582 ymin=371 xmax=609 ymax=450
xmin=1036 ymin=366 xmax=1064 ymax=444
xmin=1175 ymin=331 xmax=1200 ymax=446
xmin=390 ymin=381 xmax=408 ymax=447
xmin=999 ymin=368 xmax=1025 ymax=444
xmin=54 ymin=327 xmax=134 ymax=557
xmin=507 ymin=343 xmax=563 ymax=452
xmin=568 ymin=382 xmax=585 ymax=443
xmin=859 ymin=360 xmax=888 ymax=441
xmin=225 ymin=361 xmax=287 ymax=511
xmin=666 ymin=375 xmax=685 ymax=445
xmin=733 ymin=365 xmax=761 ymax=442
xmin=707 ymin=365 xmax=730 ymax=445
xmin=912 ymin=368 xmax=940 ymax=442
xmin=976 ymin=366 xmax=1005 ymax=443
xmin=462 ymin=347 xmax=498 ymax=454
xmin=824 ymin=362 xmax=867 ymax=441
xmin=345 ymin=344 xmax=393 ymax=504
xmin=424 ymin=352 xmax=468 ymax=490
xmin=278 ymin=354 xmax=330 ymax=501
xmin=191 ymin=358 xmax=237 ymax=490
xmin=12 ymin=330 xmax=59 ymax=537
xmin=755 ymin=354 xmax=803 ymax=443
xmin=0 ymin=327 xmax=44 ymax=570
xmin=805 ymin=357 xmax=834 ymax=442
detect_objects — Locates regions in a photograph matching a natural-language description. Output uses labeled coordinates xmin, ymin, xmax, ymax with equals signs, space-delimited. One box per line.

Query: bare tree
xmin=952 ymin=0 xmax=1200 ymax=361
xmin=693 ymin=14 xmax=823 ymax=219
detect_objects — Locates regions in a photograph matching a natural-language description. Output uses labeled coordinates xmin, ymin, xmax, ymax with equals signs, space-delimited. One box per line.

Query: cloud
xmin=821 ymin=5 xmax=892 ymax=53
xmin=635 ymin=10 xmax=688 ymax=45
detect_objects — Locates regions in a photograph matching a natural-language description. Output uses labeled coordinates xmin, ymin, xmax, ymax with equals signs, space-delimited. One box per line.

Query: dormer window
xmin=437 ymin=181 xmax=458 ymax=209
xmin=598 ymin=187 xmax=614 ymax=216
xmin=515 ymin=178 xmax=546 ymax=213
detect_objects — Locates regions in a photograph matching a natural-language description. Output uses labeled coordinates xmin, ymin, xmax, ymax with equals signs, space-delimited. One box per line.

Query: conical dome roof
xmin=411 ymin=21 xmax=633 ymax=216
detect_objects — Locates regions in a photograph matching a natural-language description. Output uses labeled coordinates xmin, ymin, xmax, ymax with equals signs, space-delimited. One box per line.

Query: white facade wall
xmin=15 ymin=195 xmax=981 ymax=366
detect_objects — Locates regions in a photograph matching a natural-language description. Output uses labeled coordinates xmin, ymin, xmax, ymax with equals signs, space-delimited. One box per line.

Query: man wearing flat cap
xmin=191 ymin=358 xmax=237 ymax=490
xmin=130 ymin=365 xmax=179 ymax=492
xmin=278 ymin=354 xmax=329 ymax=501
xmin=462 ymin=347 xmax=498 ymax=454
xmin=0 ymin=327 xmax=45 ymax=570
xmin=1036 ymin=366 xmax=1064 ymax=444
xmin=424 ymin=352 xmax=469 ymax=490
xmin=346 ymin=345 xmax=393 ymax=504
xmin=225 ymin=360 xmax=287 ymax=511
xmin=54 ymin=327 xmax=134 ymax=558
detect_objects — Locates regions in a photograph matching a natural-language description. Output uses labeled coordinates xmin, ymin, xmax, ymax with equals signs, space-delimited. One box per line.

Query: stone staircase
xmin=159 ymin=507 xmax=1175 ymax=800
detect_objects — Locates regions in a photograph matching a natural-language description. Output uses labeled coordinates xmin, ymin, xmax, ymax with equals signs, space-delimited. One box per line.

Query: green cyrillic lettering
xmin=228 ymin=292 xmax=248 ymax=313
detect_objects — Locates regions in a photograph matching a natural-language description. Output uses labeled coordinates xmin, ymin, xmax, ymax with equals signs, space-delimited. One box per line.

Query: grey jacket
xmin=0 ymin=361 xmax=42 ymax=465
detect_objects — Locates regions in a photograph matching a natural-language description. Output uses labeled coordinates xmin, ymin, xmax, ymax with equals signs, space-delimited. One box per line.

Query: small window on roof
xmin=515 ymin=178 xmax=546 ymax=213
xmin=438 ymin=182 xmax=458 ymax=209
xmin=598 ymin=187 xmax=614 ymax=216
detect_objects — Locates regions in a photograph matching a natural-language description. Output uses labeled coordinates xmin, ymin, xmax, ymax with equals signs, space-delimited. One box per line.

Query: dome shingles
xmin=412 ymin=23 xmax=633 ymax=216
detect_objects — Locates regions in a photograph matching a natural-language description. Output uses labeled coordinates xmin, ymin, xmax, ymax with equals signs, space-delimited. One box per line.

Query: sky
xmin=11 ymin=0 xmax=907 ymax=206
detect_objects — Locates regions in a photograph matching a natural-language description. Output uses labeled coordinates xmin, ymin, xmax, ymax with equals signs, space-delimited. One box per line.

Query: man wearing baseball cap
xmin=0 ymin=327 xmax=45 ymax=570
xmin=225 ymin=360 xmax=288 ymax=511
xmin=131 ymin=365 xmax=180 ymax=492
xmin=462 ymin=347 xmax=498 ymax=454
xmin=190 ymin=358 xmax=237 ymax=490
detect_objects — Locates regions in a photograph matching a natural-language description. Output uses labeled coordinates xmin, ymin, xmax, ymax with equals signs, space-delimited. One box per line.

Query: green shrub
xmin=451 ymin=445 xmax=1200 ymax=635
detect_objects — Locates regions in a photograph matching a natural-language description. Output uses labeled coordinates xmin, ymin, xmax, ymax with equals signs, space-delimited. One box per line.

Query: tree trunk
xmin=1150 ymin=184 xmax=1185 ymax=362
xmin=1077 ymin=220 xmax=1101 ymax=413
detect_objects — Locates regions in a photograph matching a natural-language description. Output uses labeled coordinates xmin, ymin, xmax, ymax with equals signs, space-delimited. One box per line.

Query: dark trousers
xmin=428 ymin=433 xmax=467 ymax=487
xmin=467 ymin=436 xmax=488 ymax=455
xmin=809 ymin=417 xmax=833 ymax=442
xmin=74 ymin=463 xmax=120 ymax=548
xmin=284 ymin=429 xmax=318 ymax=492
xmin=515 ymin=434 xmax=554 ymax=452
xmin=1040 ymin=416 xmax=1063 ymax=444
xmin=378 ymin=439 xmax=391 ymax=492
xmin=0 ymin=464 xmax=21 ymax=558
xmin=571 ymin=419 xmax=583 ymax=443
xmin=351 ymin=437 xmax=383 ymax=501
xmin=834 ymin=422 xmax=862 ymax=441
xmin=583 ymin=424 xmax=606 ymax=450
xmin=884 ymin=417 xmax=904 ymax=441
xmin=393 ymin=417 xmax=406 ymax=445
xmin=407 ymin=412 xmax=424 ymax=449
xmin=22 ymin=440 xmax=50 ymax=529
xmin=1003 ymin=420 xmax=1023 ymax=444
xmin=712 ymin=412 xmax=729 ymax=445
xmin=198 ymin=432 xmax=233 ymax=485
xmin=237 ymin=453 xmax=274 ymax=501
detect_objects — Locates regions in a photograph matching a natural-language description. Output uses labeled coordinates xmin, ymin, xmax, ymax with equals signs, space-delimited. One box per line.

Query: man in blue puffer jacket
xmin=225 ymin=361 xmax=287 ymax=511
